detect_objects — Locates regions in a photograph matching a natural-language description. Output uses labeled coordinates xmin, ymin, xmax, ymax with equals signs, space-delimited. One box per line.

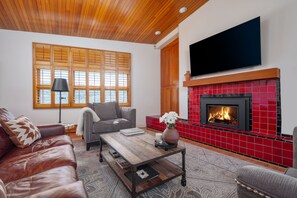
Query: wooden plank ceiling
xmin=0 ymin=0 xmax=208 ymax=44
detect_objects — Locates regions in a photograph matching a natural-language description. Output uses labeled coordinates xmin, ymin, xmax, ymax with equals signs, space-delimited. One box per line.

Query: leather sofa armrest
xmin=37 ymin=124 xmax=65 ymax=138
xmin=236 ymin=165 xmax=297 ymax=198
xmin=30 ymin=181 xmax=88 ymax=198
xmin=121 ymin=107 xmax=136 ymax=127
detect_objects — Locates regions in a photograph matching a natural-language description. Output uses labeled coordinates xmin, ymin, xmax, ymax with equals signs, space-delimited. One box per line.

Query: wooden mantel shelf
xmin=183 ymin=68 xmax=280 ymax=87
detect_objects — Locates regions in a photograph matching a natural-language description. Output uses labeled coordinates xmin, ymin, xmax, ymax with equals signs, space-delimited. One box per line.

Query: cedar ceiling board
xmin=0 ymin=0 xmax=208 ymax=44
xmin=183 ymin=68 xmax=280 ymax=87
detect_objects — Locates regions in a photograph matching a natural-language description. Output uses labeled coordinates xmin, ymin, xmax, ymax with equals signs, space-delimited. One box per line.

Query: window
xmin=33 ymin=43 xmax=131 ymax=108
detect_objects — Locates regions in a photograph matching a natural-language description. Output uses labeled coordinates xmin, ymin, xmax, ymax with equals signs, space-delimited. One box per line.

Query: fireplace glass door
xmin=200 ymin=95 xmax=250 ymax=131
xmin=207 ymin=105 xmax=238 ymax=127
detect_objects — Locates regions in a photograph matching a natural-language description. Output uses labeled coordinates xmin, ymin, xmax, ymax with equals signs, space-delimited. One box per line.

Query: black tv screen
xmin=189 ymin=17 xmax=261 ymax=77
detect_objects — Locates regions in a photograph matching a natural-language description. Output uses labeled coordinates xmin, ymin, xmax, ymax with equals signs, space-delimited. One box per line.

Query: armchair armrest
xmin=83 ymin=111 xmax=94 ymax=141
xmin=236 ymin=165 xmax=297 ymax=198
xmin=37 ymin=124 xmax=65 ymax=138
xmin=121 ymin=107 xmax=136 ymax=128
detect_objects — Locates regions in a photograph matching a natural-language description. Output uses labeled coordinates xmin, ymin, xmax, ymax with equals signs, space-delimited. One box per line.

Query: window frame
xmin=33 ymin=43 xmax=131 ymax=108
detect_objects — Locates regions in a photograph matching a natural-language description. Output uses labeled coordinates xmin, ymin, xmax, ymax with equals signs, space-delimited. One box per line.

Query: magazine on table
xmin=120 ymin=128 xmax=144 ymax=136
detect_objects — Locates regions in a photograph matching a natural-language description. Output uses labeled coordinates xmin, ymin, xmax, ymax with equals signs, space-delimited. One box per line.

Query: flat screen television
xmin=189 ymin=17 xmax=261 ymax=77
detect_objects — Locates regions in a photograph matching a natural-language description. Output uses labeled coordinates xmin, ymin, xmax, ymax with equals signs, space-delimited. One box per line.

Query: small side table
xmin=63 ymin=123 xmax=77 ymax=134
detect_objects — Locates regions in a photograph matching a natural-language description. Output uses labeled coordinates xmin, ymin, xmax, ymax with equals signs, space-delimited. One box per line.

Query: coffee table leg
xmin=99 ymin=137 xmax=103 ymax=162
xmin=181 ymin=150 xmax=187 ymax=186
xmin=131 ymin=166 xmax=137 ymax=198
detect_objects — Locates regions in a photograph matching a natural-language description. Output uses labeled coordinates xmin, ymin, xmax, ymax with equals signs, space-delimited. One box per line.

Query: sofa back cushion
xmin=93 ymin=102 xmax=119 ymax=121
xmin=0 ymin=108 xmax=15 ymax=158
xmin=0 ymin=115 xmax=41 ymax=148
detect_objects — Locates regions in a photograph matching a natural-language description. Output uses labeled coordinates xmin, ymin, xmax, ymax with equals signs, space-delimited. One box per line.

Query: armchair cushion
xmin=93 ymin=118 xmax=131 ymax=133
xmin=0 ymin=116 xmax=41 ymax=148
xmin=93 ymin=102 xmax=118 ymax=121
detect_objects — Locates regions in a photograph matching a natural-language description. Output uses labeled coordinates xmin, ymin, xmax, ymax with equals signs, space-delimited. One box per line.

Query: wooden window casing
xmin=33 ymin=43 xmax=131 ymax=108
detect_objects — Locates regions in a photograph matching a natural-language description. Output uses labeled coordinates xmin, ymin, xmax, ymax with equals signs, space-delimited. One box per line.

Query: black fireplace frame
xmin=200 ymin=94 xmax=251 ymax=131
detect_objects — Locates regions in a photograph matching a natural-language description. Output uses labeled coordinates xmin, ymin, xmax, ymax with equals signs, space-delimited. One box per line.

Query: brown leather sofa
xmin=0 ymin=108 xmax=88 ymax=198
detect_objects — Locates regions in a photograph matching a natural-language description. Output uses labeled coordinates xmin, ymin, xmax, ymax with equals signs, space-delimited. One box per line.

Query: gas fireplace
xmin=200 ymin=95 xmax=251 ymax=131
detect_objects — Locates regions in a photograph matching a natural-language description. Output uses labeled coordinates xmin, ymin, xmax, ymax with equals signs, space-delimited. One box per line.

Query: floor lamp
xmin=51 ymin=78 xmax=69 ymax=123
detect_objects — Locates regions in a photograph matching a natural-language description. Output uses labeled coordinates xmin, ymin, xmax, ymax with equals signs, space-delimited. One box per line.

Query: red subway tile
xmin=283 ymin=142 xmax=293 ymax=151
xmin=272 ymin=156 xmax=282 ymax=165
xmin=283 ymin=158 xmax=293 ymax=167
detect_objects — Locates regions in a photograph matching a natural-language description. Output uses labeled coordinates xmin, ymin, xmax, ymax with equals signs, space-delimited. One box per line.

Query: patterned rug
xmin=73 ymin=137 xmax=255 ymax=198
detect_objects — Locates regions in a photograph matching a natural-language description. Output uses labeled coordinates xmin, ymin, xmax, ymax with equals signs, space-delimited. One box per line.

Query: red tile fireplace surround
xmin=146 ymin=78 xmax=293 ymax=167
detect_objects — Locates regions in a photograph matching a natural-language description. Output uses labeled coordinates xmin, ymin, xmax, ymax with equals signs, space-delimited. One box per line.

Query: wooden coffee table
xmin=99 ymin=131 xmax=186 ymax=198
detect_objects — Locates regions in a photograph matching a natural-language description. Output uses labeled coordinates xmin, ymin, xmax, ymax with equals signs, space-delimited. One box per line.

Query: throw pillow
xmin=0 ymin=108 xmax=15 ymax=121
xmin=0 ymin=179 xmax=7 ymax=198
xmin=0 ymin=115 xmax=41 ymax=148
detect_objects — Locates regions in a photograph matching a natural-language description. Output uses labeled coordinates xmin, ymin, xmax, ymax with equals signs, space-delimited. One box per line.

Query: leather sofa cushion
xmin=5 ymin=166 xmax=77 ymax=197
xmin=0 ymin=144 xmax=77 ymax=183
xmin=0 ymin=108 xmax=15 ymax=158
xmin=93 ymin=102 xmax=119 ymax=121
xmin=29 ymin=181 xmax=88 ymax=198
xmin=93 ymin=118 xmax=131 ymax=133
xmin=0 ymin=127 xmax=14 ymax=159
xmin=1 ymin=135 xmax=73 ymax=161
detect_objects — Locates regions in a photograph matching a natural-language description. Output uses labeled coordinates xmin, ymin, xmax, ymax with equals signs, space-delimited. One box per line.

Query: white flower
xmin=159 ymin=111 xmax=179 ymax=128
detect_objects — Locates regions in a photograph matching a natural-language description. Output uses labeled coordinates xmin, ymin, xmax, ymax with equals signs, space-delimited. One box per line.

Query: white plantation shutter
xmin=38 ymin=69 xmax=51 ymax=85
xmin=89 ymin=72 xmax=100 ymax=86
xmin=118 ymin=73 xmax=128 ymax=87
xmin=105 ymin=90 xmax=116 ymax=102
xmin=74 ymin=90 xmax=86 ymax=104
xmin=89 ymin=90 xmax=100 ymax=103
xmin=33 ymin=43 xmax=131 ymax=108
xmin=118 ymin=90 xmax=128 ymax=103
xmin=73 ymin=71 xmax=86 ymax=105
xmin=55 ymin=92 xmax=69 ymax=104
xmin=55 ymin=70 xmax=68 ymax=80
xmin=35 ymin=68 xmax=51 ymax=105
xmin=37 ymin=89 xmax=51 ymax=104
xmin=74 ymin=71 xmax=86 ymax=86
xmin=54 ymin=70 xmax=69 ymax=104
xmin=105 ymin=72 xmax=116 ymax=87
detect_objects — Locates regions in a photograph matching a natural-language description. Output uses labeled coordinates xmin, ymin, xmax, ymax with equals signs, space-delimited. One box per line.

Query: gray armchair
xmin=236 ymin=128 xmax=297 ymax=198
xmin=83 ymin=101 xmax=136 ymax=151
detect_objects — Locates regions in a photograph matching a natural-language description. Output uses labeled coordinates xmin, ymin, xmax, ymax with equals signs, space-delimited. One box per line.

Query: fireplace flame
xmin=208 ymin=107 xmax=231 ymax=122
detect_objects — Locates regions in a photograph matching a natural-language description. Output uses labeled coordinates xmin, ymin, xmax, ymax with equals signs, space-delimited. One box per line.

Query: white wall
xmin=158 ymin=0 xmax=297 ymax=134
xmin=0 ymin=30 xmax=160 ymax=127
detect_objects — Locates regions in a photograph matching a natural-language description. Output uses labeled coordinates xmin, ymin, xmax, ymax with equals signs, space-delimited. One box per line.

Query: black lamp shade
xmin=51 ymin=78 xmax=69 ymax=92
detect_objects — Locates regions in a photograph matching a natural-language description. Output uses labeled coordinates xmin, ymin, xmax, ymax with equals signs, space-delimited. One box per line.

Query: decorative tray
xmin=154 ymin=140 xmax=177 ymax=151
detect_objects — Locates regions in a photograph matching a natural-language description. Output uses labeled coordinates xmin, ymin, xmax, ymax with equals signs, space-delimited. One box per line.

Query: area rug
xmin=73 ymin=138 xmax=256 ymax=198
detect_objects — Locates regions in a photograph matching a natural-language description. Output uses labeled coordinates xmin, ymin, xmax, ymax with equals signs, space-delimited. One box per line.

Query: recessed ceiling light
xmin=155 ymin=31 xmax=161 ymax=35
xmin=179 ymin=7 xmax=188 ymax=14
